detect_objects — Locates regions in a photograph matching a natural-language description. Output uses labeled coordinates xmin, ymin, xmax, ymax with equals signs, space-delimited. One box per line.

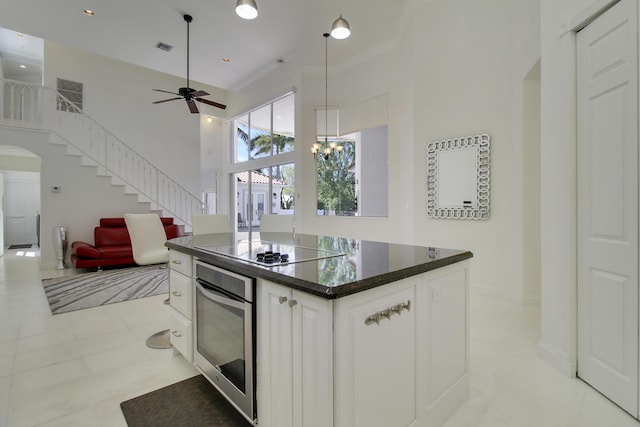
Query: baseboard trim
xmin=537 ymin=340 xmax=576 ymax=378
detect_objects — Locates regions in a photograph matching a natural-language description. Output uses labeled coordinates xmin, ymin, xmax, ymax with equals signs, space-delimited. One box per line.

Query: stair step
xmin=82 ymin=157 xmax=100 ymax=167
xmin=65 ymin=146 xmax=84 ymax=157
xmin=95 ymin=166 xmax=112 ymax=177
xmin=124 ymin=185 xmax=138 ymax=195
xmin=111 ymin=176 xmax=126 ymax=187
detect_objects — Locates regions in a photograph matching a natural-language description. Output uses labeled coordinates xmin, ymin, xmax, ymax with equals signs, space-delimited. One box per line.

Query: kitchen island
xmin=165 ymin=232 xmax=473 ymax=427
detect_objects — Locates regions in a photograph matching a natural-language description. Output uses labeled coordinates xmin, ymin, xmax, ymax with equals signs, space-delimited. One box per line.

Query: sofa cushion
xmin=95 ymin=226 xmax=131 ymax=247
xmin=100 ymin=217 xmax=175 ymax=228
xmin=73 ymin=242 xmax=102 ymax=259
xmin=100 ymin=245 xmax=133 ymax=259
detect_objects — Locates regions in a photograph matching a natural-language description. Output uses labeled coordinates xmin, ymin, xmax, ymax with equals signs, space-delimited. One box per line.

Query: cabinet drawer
xmin=169 ymin=309 xmax=193 ymax=362
xmin=169 ymin=250 xmax=192 ymax=276
xmin=169 ymin=269 xmax=192 ymax=319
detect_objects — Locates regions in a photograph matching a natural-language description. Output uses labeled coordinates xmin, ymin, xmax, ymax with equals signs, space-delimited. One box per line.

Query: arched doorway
xmin=0 ymin=145 xmax=41 ymax=253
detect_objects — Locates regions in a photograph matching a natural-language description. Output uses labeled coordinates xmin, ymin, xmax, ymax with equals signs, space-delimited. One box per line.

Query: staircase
xmin=0 ymin=78 xmax=204 ymax=228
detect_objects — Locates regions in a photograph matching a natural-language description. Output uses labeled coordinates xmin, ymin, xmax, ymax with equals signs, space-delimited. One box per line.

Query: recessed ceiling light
xmin=19 ymin=64 xmax=26 ymax=69
xmin=222 ymin=58 xmax=231 ymax=63
xmin=16 ymin=33 xmax=24 ymax=38
xmin=7 ymin=147 xmax=17 ymax=151
xmin=83 ymin=9 xmax=95 ymax=16
xmin=206 ymin=116 xmax=213 ymax=123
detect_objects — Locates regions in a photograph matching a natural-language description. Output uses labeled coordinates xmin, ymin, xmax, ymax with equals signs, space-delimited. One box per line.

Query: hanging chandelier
xmin=312 ymin=33 xmax=344 ymax=160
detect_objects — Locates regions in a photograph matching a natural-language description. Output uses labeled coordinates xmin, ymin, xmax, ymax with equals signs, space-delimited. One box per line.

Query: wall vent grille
xmin=156 ymin=42 xmax=173 ymax=52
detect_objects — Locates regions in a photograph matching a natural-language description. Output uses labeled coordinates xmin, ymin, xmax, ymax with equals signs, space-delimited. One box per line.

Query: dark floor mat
xmin=120 ymin=375 xmax=252 ymax=427
xmin=8 ymin=244 xmax=32 ymax=249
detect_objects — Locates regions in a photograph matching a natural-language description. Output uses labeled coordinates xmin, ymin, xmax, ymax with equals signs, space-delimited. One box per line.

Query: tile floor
xmin=0 ymin=246 xmax=639 ymax=426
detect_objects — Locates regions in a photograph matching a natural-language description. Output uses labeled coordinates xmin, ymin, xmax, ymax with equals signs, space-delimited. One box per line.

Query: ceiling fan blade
xmin=190 ymin=90 xmax=209 ymax=97
xmin=153 ymin=97 xmax=182 ymax=104
xmin=196 ymin=98 xmax=227 ymax=110
xmin=187 ymin=100 xmax=199 ymax=114
xmin=153 ymin=89 xmax=179 ymax=95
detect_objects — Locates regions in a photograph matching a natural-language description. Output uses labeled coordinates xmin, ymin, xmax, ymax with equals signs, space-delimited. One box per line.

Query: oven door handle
xmin=196 ymin=281 xmax=246 ymax=310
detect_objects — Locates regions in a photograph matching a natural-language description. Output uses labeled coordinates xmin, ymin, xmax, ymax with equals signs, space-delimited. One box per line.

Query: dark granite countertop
xmin=165 ymin=232 xmax=473 ymax=299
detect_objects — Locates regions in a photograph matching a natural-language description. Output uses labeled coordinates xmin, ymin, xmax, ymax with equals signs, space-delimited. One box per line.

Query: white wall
xmin=222 ymin=0 xmax=541 ymax=300
xmin=43 ymin=40 xmax=230 ymax=197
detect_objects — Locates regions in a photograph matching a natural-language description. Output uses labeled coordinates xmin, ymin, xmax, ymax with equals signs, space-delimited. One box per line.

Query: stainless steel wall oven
xmin=194 ymin=260 xmax=256 ymax=423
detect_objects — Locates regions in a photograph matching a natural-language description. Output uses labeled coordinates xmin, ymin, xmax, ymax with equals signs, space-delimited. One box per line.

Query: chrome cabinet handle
xmin=172 ymin=290 xmax=182 ymax=297
xmin=279 ymin=296 xmax=288 ymax=304
xmin=171 ymin=330 xmax=182 ymax=338
xmin=171 ymin=259 xmax=182 ymax=264
xmin=365 ymin=312 xmax=381 ymax=326
xmin=364 ymin=300 xmax=412 ymax=326
xmin=288 ymin=299 xmax=298 ymax=308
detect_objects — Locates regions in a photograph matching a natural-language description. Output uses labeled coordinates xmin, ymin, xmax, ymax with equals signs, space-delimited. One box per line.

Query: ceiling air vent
xmin=156 ymin=42 xmax=173 ymax=52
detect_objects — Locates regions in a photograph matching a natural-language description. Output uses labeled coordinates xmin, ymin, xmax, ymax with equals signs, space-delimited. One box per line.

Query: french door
xmin=246 ymin=191 xmax=266 ymax=226
xmin=577 ymin=0 xmax=638 ymax=416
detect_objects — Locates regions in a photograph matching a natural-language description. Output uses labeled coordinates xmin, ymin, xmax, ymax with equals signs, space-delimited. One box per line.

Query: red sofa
xmin=71 ymin=217 xmax=180 ymax=269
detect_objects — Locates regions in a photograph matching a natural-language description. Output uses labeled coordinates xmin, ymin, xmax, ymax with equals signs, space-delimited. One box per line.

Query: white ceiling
xmin=0 ymin=0 xmax=415 ymax=92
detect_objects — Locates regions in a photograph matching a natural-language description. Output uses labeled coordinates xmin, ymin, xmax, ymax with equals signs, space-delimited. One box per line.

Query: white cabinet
xmin=168 ymin=249 xmax=193 ymax=362
xmin=334 ymin=262 xmax=470 ymax=427
xmin=257 ymin=279 xmax=333 ymax=427
xmin=334 ymin=278 xmax=417 ymax=427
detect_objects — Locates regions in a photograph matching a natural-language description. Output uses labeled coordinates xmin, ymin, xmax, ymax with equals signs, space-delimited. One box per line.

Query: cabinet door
xmin=291 ymin=291 xmax=333 ymax=427
xmin=257 ymin=280 xmax=294 ymax=427
xmin=335 ymin=281 xmax=417 ymax=427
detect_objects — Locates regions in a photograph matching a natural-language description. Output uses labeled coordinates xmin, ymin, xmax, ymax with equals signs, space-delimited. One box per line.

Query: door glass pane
xmin=271 ymin=163 xmax=295 ymax=214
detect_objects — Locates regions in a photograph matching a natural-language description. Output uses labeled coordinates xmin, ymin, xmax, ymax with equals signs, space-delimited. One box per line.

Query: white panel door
xmin=577 ymin=0 xmax=638 ymax=416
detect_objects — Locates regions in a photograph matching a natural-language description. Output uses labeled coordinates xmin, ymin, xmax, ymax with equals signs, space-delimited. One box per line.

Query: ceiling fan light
xmin=236 ymin=0 xmax=258 ymax=20
xmin=330 ymin=14 xmax=351 ymax=39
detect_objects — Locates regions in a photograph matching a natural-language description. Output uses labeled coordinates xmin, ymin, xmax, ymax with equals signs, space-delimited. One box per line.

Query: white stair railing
xmin=0 ymin=78 xmax=204 ymax=226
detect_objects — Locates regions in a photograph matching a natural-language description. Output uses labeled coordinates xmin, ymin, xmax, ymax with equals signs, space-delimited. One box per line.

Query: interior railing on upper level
xmin=0 ymin=78 xmax=204 ymax=227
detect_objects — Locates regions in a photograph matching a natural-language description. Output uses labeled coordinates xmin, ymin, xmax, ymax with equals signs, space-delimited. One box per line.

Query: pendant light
xmin=330 ymin=14 xmax=351 ymax=39
xmin=236 ymin=0 xmax=258 ymax=20
xmin=312 ymin=33 xmax=344 ymax=160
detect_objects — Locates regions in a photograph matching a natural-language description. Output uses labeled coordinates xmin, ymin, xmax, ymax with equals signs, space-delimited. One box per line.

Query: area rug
xmin=120 ymin=375 xmax=252 ymax=427
xmin=43 ymin=265 xmax=168 ymax=315
xmin=8 ymin=244 xmax=32 ymax=249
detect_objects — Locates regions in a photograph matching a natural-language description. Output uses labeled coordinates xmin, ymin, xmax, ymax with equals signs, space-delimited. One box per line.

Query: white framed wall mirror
xmin=315 ymin=94 xmax=389 ymax=217
xmin=426 ymin=133 xmax=491 ymax=220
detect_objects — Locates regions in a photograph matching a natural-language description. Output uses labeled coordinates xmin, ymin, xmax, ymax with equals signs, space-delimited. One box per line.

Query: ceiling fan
xmin=153 ymin=14 xmax=227 ymax=114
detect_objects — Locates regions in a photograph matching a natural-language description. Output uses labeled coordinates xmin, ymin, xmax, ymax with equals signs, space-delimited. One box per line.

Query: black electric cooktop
xmin=195 ymin=240 xmax=345 ymax=267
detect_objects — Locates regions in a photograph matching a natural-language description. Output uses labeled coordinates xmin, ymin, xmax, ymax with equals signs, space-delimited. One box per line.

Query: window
xmin=234 ymin=93 xmax=294 ymax=162
xmin=231 ymin=93 xmax=295 ymax=236
xmin=315 ymin=94 xmax=389 ymax=217
xmin=56 ymin=78 xmax=83 ymax=113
